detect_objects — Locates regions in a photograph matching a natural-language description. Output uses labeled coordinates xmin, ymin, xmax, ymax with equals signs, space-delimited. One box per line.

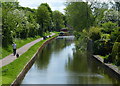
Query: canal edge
xmin=11 ymin=35 xmax=57 ymax=86
xmin=93 ymin=55 xmax=120 ymax=80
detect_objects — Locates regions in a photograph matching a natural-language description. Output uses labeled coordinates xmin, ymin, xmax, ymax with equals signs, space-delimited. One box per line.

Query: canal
xmin=21 ymin=36 xmax=120 ymax=84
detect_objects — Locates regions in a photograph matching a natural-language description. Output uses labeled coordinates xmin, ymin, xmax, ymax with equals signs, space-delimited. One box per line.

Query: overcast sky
xmin=18 ymin=0 xmax=114 ymax=14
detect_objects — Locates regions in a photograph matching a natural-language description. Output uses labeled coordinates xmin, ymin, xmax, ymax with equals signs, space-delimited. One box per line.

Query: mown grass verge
xmin=2 ymin=32 xmax=51 ymax=59
xmin=1 ymin=34 xmax=58 ymax=85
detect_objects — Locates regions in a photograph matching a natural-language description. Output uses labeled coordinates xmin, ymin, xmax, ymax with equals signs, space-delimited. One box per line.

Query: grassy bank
xmin=2 ymin=32 xmax=51 ymax=59
xmin=1 ymin=34 xmax=58 ymax=85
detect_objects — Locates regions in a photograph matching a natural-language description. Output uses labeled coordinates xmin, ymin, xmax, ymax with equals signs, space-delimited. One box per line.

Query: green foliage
xmin=93 ymin=40 xmax=113 ymax=56
xmin=111 ymin=27 xmax=120 ymax=42
xmin=65 ymin=2 xmax=94 ymax=31
xmin=41 ymin=3 xmax=52 ymax=16
xmin=101 ymin=34 xmax=110 ymax=42
xmin=101 ymin=21 xmax=117 ymax=34
xmin=65 ymin=1 xmax=120 ymax=66
xmin=2 ymin=2 xmax=40 ymax=46
xmin=36 ymin=4 xmax=51 ymax=35
xmin=103 ymin=10 xmax=120 ymax=23
xmin=74 ymin=29 xmax=89 ymax=51
xmin=2 ymin=2 xmax=19 ymax=9
xmin=2 ymin=2 xmax=64 ymax=47
xmin=93 ymin=8 xmax=107 ymax=26
xmin=90 ymin=2 xmax=120 ymax=26
xmin=111 ymin=42 xmax=120 ymax=65
xmin=52 ymin=10 xmax=65 ymax=31
xmin=116 ymin=35 xmax=120 ymax=42
xmin=73 ymin=31 xmax=81 ymax=39
xmin=88 ymin=27 xmax=101 ymax=41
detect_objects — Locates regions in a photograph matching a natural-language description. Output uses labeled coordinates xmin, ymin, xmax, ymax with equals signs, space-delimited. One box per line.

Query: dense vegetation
xmin=65 ymin=1 xmax=120 ymax=66
xmin=2 ymin=2 xmax=65 ymax=59
xmin=2 ymin=2 xmax=65 ymax=48
xmin=1 ymin=1 xmax=120 ymax=65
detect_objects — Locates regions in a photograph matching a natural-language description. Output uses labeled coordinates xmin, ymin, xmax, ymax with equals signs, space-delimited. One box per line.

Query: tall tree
xmin=2 ymin=2 xmax=19 ymax=46
xmin=52 ymin=10 xmax=65 ymax=31
xmin=36 ymin=4 xmax=51 ymax=36
xmin=40 ymin=3 xmax=53 ymax=31
xmin=65 ymin=2 xmax=94 ymax=31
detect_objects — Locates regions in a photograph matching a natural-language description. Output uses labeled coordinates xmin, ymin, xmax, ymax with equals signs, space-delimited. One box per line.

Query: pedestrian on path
xmin=12 ymin=42 xmax=17 ymax=56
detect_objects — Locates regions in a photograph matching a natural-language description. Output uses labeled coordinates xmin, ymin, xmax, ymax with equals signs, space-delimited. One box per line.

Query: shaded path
xmin=0 ymin=33 xmax=55 ymax=68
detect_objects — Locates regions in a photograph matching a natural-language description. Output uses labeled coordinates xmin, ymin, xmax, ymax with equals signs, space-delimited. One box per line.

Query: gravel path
xmin=0 ymin=33 xmax=55 ymax=68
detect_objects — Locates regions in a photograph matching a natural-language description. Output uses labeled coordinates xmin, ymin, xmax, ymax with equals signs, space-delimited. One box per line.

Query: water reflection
xmin=21 ymin=36 xmax=120 ymax=84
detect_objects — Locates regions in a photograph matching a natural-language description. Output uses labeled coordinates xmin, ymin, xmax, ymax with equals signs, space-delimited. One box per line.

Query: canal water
xmin=21 ymin=36 xmax=120 ymax=84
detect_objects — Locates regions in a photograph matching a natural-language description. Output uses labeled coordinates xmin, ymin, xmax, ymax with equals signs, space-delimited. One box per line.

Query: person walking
xmin=12 ymin=42 xmax=17 ymax=56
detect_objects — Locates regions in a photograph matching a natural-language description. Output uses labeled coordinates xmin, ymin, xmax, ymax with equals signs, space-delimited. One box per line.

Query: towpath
xmin=0 ymin=33 xmax=55 ymax=68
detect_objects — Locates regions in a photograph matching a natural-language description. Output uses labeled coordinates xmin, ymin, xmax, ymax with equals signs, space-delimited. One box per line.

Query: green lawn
xmin=1 ymin=34 xmax=58 ymax=85
xmin=2 ymin=32 xmax=52 ymax=59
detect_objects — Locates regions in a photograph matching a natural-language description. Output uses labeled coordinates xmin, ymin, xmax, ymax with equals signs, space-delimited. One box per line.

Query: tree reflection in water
xmin=22 ymin=36 xmax=120 ymax=84
xmin=35 ymin=37 xmax=74 ymax=70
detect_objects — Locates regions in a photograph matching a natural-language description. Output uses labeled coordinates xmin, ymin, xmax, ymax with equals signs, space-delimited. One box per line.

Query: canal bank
xmin=21 ymin=36 xmax=120 ymax=84
xmin=92 ymin=55 xmax=120 ymax=81
xmin=1 ymin=34 xmax=58 ymax=85
xmin=87 ymin=39 xmax=120 ymax=81
xmin=11 ymin=35 xmax=58 ymax=86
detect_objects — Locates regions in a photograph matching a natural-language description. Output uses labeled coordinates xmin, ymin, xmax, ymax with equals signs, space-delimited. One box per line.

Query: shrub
xmin=93 ymin=40 xmax=113 ymax=56
xmin=101 ymin=34 xmax=110 ymax=42
xmin=73 ymin=31 xmax=81 ymax=39
xmin=111 ymin=27 xmax=120 ymax=42
xmin=101 ymin=21 xmax=117 ymax=34
xmin=89 ymin=27 xmax=101 ymax=41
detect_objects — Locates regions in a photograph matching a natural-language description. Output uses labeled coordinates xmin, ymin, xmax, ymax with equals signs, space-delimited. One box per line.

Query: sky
xmin=18 ymin=0 xmax=66 ymax=14
xmin=18 ymin=0 xmax=114 ymax=14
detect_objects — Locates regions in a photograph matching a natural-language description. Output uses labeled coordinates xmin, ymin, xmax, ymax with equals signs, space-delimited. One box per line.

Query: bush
xmin=111 ymin=27 xmax=120 ymax=42
xmin=101 ymin=34 xmax=110 ymax=42
xmin=93 ymin=40 xmax=113 ymax=56
xmin=101 ymin=22 xmax=117 ymax=34
xmin=89 ymin=27 xmax=101 ymax=41
xmin=74 ymin=31 xmax=81 ymax=39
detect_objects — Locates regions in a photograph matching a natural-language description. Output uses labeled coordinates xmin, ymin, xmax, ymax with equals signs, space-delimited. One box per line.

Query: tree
xmin=2 ymin=2 xmax=19 ymax=46
xmin=52 ymin=10 xmax=65 ymax=31
xmin=115 ymin=2 xmax=120 ymax=26
xmin=101 ymin=21 xmax=117 ymax=34
xmin=102 ymin=9 xmax=120 ymax=24
xmin=65 ymin=2 xmax=94 ymax=31
xmin=36 ymin=4 xmax=51 ymax=36
xmin=2 ymin=2 xmax=40 ymax=46
xmin=40 ymin=3 xmax=53 ymax=31
xmin=115 ymin=2 xmax=120 ymax=11
xmin=90 ymin=1 xmax=109 ymax=26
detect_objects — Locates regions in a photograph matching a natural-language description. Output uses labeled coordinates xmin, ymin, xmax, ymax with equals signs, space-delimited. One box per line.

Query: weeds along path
xmin=0 ymin=33 xmax=55 ymax=68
